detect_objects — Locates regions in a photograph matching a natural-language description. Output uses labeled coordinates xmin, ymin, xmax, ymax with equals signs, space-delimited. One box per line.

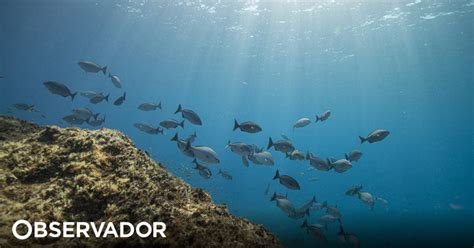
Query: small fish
xmin=62 ymin=114 xmax=85 ymax=125
xmin=43 ymin=81 xmax=77 ymax=101
xmin=87 ymin=115 xmax=106 ymax=127
xmin=281 ymin=134 xmax=291 ymax=141
xmin=315 ymin=110 xmax=331 ymax=122
xmin=90 ymin=93 xmax=109 ymax=104
xmin=108 ymin=73 xmax=122 ymax=88
xmin=328 ymin=159 xmax=352 ymax=173
xmin=293 ymin=118 xmax=311 ymax=130
xmin=160 ymin=119 xmax=184 ymax=129
xmin=337 ymin=226 xmax=360 ymax=248
xmin=357 ymin=191 xmax=375 ymax=209
xmin=72 ymin=108 xmax=98 ymax=120
xmin=359 ymin=129 xmax=390 ymax=144
xmin=345 ymin=185 xmax=363 ymax=196
xmin=192 ymin=159 xmax=212 ymax=179
xmin=13 ymin=103 xmax=38 ymax=112
xmin=113 ymin=92 xmax=126 ymax=106
xmin=318 ymin=214 xmax=340 ymax=225
xmin=134 ymin=122 xmax=164 ymax=135
xmin=80 ymin=91 xmax=101 ymax=99
xmin=306 ymin=152 xmax=333 ymax=171
xmin=233 ymin=119 xmax=262 ymax=133
xmin=288 ymin=208 xmax=310 ymax=219
xmin=325 ymin=204 xmax=342 ymax=219
xmin=376 ymin=197 xmax=389 ymax=206
xmin=184 ymin=141 xmax=220 ymax=164
xmin=225 ymin=140 xmax=253 ymax=157
xmin=78 ymin=61 xmax=107 ymax=74
xmin=175 ymin=104 xmax=202 ymax=126
xmin=267 ymin=137 xmax=295 ymax=153
xmin=138 ymin=102 xmax=162 ymax=111
xmin=218 ymin=169 xmax=232 ymax=180
xmin=286 ymin=150 xmax=305 ymax=160
xmin=273 ymin=170 xmax=300 ymax=190
xmin=297 ymin=196 xmax=317 ymax=213
xmin=345 ymin=149 xmax=363 ymax=162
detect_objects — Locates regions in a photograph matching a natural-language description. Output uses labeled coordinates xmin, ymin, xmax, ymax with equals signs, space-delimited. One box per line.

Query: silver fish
xmin=345 ymin=149 xmax=363 ymax=162
xmin=78 ymin=61 xmax=107 ymax=74
xmin=306 ymin=152 xmax=333 ymax=171
xmin=301 ymin=219 xmax=328 ymax=243
xmin=89 ymin=93 xmax=109 ymax=104
xmin=226 ymin=141 xmax=253 ymax=157
xmin=233 ymin=119 xmax=262 ymax=133
xmin=62 ymin=114 xmax=85 ymax=125
xmin=293 ymin=118 xmax=311 ymax=130
xmin=184 ymin=141 xmax=220 ymax=164
xmin=288 ymin=208 xmax=309 ymax=219
xmin=297 ymin=196 xmax=316 ymax=213
xmin=346 ymin=185 xmax=363 ymax=196
xmin=134 ymin=122 xmax=163 ymax=135
xmin=87 ymin=115 xmax=106 ymax=127
xmin=328 ymin=159 xmax=352 ymax=173
xmin=43 ymin=81 xmax=77 ymax=101
xmin=315 ymin=110 xmax=331 ymax=122
xmin=192 ymin=159 xmax=212 ymax=179
xmin=359 ymin=129 xmax=390 ymax=144
xmin=108 ymin=73 xmax=122 ymax=88
xmin=286 ymin=150 xmax=305 ymax=160
xmin=267 ymin=137 xmax=295 ymax=153
xmin=270 ymin=192 xmax=288 ymax=201
xmin=160 ymin=119 xmax=184 ymax=129
xmin=175 ymin=104 xmax=202 ymax=126
xmin=275 ymin=198 xmax=295 ymax=215
xmin=138 ymin=102 xmax=162 ymax=111
xmin=80 ymin=91 xmax=100 ymax=99
xmin=13 ymin=103 xmax=38 ymax=112
xmin=72 ymin=108 xmax=98 ymax=120
xmin=248 ymin=151 xmax=274 ymax=166
xmin=273 ymin=170 xmax=300 ymax=190
xmin=357 ymin=191 xmax=375 ymax=209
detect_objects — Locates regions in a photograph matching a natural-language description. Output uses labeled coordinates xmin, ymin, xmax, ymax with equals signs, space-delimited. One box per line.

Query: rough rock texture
xmin=0 ymin=116 xmax=281 ymax=248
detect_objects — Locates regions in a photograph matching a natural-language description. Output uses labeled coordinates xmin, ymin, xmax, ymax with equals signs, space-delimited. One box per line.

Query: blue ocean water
xmin=0 ymin=0 xmax=472 ymax=247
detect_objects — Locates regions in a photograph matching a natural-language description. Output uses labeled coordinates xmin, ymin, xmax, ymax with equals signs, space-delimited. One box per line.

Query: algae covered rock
xmin=0 ymin=115 xmax=281 ymax=247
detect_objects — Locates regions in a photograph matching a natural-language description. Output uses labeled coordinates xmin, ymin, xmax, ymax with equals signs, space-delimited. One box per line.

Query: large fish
xmin=138 ymin=102 xmax=162 ymax=111
xmin=175 ymin=104 xmax=202 ymax=126
xmin=78 ymin=61 xmax=107 ymax=74
xmin=359 ymin=129 xmax=390 ymax=144
xmin=357 ymin=191 xmax=375 ymax=209
xmin=62 ymin=114 xmax=85 ymax=125
xmin=43 ymin=81 xmax=77 ymax=101
xmin=306 ymin=152 xmax=333 ymax=171
xmin=286 ymin=150 xmax=305 ymax=160
xmin=273 ymin=170 xmax=300 ymax=190
xmin=328 ymin=159 xmax=352 ymax=173
xmin=233 ymin=119 xmax=262 ymax=133
xmin=226 ymin=141 xmax=253 ymax=156
xmin=275 ymin=198 xmax=295 ymax=215
xmin=267 ymin=137 xmax=295 ymax=153
xmin=270 ymin=192 xmax=288 ymax=201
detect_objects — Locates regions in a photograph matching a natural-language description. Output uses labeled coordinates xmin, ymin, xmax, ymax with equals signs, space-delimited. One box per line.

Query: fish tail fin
xmin=300 ymin=219 xmax=308 ymax=228
xmin=179 ymin=120 xmax=184 ymax=129
xmin=344 ymin=153 xmax=348 ymax=160
xmin=71 ymin=92 xmax=77 ymax=101
xmin=105 ymin=94 xmax=110 ymax=102
xmin=158 ymin=101 xmax=162 ymax=110
xmin=270 ymin=192 xmax=276 ymax=201
xmin=158 ymin=128 xmax=164 ymax=135
xmin=174 ymin=104 xmax=182 ymax=114
xmin=123 ymin=92 xmax=126 ymax=99
xmin=184 ymin=140 xmax=191 ymax=151
xmin=242 ymin=156 xmax=249 ymax=167
xmin=171 ymin=133 xmax=178 ymax=142
xmin=267 ymin=137 xmax=274 ymax=150
xmin=192 ymin=158 xmax=197 ymax=165
xmin=233 ymin=119 xmax=239 ymax=131
xmin=315 ymin=115 xmax=320 ymax=123
xmin=285 ymin=152 xmax=289 ymax=159
xmin=305 ymin=151 xmax=311 ymax=160
xmin=326 ymin=158 xmax=332 ymax=165
xmin=273 ymin=170 xmax=279 ymax=180
xmin=108 ymin=72 xmax=111 ymax=78
xmin=93 ymin=113 xmax=100 ymax=120
xmin=225 ymin=140 xmax=230 ymax=149
xmin=102 ymin=66 xmax=107 ymax=75
xmin=359 ymin=136 xmax=366 ymax=144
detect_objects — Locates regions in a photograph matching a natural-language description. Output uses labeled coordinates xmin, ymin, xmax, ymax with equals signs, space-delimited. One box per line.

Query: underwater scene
xmin=0 ymin=0 xmax=473 ymax=247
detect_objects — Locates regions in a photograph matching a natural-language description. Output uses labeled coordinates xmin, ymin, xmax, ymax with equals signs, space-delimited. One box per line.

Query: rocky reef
xmin=0 ymin=115 xmax=281 ymax=247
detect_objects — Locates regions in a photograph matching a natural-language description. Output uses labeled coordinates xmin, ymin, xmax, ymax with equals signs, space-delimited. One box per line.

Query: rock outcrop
xmin=0 ymin=115 xmax=281 ymax=247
